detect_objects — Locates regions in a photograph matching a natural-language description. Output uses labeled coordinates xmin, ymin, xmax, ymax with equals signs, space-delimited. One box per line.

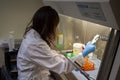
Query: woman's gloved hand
xmin=82 ymin=41 xmax=96 ymax=57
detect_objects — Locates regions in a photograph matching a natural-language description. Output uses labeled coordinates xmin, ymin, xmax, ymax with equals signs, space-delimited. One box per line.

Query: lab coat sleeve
xmin=27 ymin=42 xmax=77 ymax=74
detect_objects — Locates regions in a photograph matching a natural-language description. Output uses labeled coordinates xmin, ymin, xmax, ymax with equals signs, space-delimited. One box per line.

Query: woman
xmin=17 ymin=6 xmax=95 ymax=80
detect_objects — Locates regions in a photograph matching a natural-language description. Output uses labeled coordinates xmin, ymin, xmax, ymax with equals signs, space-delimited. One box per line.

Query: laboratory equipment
xmin=8 ymin=31 xmax=15 ymax=51
xmin=82 ymin=34 xmax=100 ymax=57
xmin=73 ymin=43 xmax=83 ymax=56
xmin=57 ymin=34 xmax=64 ymax=50
xmin=43 ymin=0 xmax=120 ymax=30
xmin=51 ymin=42 xmax=96 ymax=80
xmin=81 ymin=57 xmax=94 ymax=71
xmin=43 ymin=0 xmax=120 ymax=80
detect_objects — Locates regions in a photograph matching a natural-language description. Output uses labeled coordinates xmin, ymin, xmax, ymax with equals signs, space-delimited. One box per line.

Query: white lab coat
xmin=17 ymin=29 xmax=82 ymax=80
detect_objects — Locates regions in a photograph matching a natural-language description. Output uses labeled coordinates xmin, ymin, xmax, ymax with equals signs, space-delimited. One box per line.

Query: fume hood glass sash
xmin=97 ymin=29 xmax=120 ymax=80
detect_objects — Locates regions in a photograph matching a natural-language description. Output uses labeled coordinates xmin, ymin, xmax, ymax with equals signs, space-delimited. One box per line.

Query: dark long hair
xmin=24 ymin=6 xmax=59 ymax=46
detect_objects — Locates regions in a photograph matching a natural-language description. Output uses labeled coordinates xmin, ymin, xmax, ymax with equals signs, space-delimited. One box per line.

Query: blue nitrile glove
xmin=82 ymin=41 xmax=96 ymax=57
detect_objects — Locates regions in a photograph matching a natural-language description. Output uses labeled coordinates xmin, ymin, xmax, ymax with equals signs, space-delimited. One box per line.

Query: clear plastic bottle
xmin=73 ymin=35 xmax=85 ymax=56
xmin=8 ymin=31 xmax=15 ymax=51
xmin=73 ymin=43 xmax=83 ymax=56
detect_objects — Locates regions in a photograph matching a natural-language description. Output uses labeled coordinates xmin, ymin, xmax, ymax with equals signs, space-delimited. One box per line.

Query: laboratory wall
xmin=0 ymin=0 xmax=43 ymax=39
xmin=59 ymin=14 xmax=110 ymax=60
xmin=0 ymin=0 xmax=43 ymax=67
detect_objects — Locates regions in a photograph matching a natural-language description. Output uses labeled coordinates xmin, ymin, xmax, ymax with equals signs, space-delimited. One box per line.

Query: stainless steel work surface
xmin=72 ymin=59 xmax=101 ymax=80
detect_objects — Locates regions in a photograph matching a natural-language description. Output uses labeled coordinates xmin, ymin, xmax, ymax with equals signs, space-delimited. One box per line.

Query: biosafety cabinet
xmin=43 ymin=0 xmax=120 ymax=80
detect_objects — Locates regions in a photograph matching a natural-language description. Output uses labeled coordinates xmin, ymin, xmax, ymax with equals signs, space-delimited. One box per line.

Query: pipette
xmin=91 ymin=34 xmax=100 ymax=44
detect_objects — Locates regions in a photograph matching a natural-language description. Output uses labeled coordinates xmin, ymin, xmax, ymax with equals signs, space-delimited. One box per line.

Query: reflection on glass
xmin=57 ymin=14 xmax=111 ymax=80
